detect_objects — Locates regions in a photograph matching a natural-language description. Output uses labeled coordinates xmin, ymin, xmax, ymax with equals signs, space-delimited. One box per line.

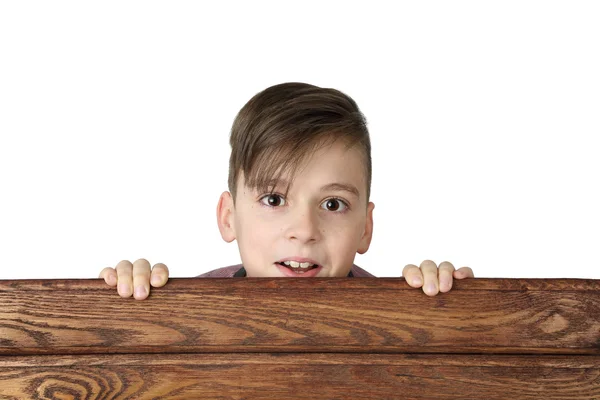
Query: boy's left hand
xmin=402 ymin=260 xmax=474 ymax=297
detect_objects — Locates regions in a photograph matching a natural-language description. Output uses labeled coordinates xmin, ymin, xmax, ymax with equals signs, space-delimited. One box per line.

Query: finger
xmin=115 ymin=260 xmax=134 ymax=298
xmin=402 ymin=264 xmax=423 ymax=287
xmin=420 ymin=260 xmax=439 ymax=297
xmin=99 ymin=267 xmax=117 ymax=286
xmin=454 ymin=266 xmax=475 ymax=279
xmin=132 ymin=258 xmax=151 ymax=300
xmin=438 ymin=261 xmax=456 ymax=293
xmin=151 ymin=263 xmax=169 ymax=287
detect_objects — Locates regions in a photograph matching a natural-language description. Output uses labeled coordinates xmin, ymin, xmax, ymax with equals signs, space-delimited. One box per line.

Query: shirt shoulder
xmin=195 ymin=264 xmax=242 ymax=278
xmin=195 ymin=264 xmax=376 ymax=278
xmin=350 ymin=264 xmax=377 ymax=277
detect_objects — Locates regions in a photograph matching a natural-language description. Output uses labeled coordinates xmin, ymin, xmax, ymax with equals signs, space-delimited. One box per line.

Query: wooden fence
xmin=0 ymin=277 xmax=598 ymax=399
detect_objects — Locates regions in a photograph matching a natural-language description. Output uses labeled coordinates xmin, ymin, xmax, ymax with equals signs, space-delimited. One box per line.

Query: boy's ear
xmin=357 ymin=202 xmax=375 ymax=254
xmin=216 ymin=191 xmax=236 ymax=243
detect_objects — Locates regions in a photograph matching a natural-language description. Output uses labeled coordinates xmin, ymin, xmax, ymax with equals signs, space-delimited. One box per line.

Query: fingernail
xmin=412 ymin=278 xmax=422 ymax=285
xmin=151 ymin=275 xmax=161 ymax=285
xmin=107 ymin=275 xmax=116 ymax=285
xmin=135 ymin=286 xmax=146 ymax=297
xmin=427 ymin=283 xmax=436 ymax=293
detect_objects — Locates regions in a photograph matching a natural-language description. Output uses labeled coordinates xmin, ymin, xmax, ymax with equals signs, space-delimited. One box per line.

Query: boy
xmin=99 ymin=82 xmax=474 ymax=299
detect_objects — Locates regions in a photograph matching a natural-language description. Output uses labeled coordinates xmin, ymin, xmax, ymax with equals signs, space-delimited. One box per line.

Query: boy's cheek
xmin=237 ymin=229 xmax=271 ymax=267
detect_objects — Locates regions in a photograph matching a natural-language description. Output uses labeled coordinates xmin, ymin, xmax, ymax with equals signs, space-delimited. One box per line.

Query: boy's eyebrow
xmin=320 ymin=183 xmax=360 ymax=198
xmin=267 ymin=180 xmax=360 ymax=198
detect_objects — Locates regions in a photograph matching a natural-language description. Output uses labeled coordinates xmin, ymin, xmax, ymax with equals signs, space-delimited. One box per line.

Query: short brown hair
xmin=228 ymin=82 xmax=372 ymax=206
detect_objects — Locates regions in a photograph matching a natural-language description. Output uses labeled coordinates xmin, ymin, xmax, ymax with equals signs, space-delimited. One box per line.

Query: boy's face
xmin=217 ymin=139 xmax=375 ymax=277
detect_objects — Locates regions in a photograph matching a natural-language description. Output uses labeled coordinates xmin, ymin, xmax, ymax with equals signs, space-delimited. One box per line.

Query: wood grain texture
xmin=1 ymin=354 xmax=599 ymax=399
xmin=0 ymin=277 xmax=598 ymax=399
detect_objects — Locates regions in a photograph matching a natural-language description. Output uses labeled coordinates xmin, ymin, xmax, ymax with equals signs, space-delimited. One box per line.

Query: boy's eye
xmin=321 ymin=198 xmax=347 ymax=212
xmin=260 ymin=195 xmax=348 ymax=212
xmin=260 ymin=194 xmax=286 ymax=207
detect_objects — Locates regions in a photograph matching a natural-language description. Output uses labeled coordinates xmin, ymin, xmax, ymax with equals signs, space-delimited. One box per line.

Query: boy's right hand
xmin=99 ymin=259 xmax=169 ymax=300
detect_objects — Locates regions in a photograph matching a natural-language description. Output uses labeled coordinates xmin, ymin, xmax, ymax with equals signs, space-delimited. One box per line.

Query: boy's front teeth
xmin=283 ymin=261 xmax=314 ymax=269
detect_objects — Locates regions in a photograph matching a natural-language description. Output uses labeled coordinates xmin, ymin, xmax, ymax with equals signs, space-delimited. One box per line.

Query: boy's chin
xmin=273 ymin=263 xmax=324 ymax=278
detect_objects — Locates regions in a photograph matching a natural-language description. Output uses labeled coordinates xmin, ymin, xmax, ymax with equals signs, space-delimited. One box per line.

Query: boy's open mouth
xmin=276 ymin=261 xmax=319 ymax=274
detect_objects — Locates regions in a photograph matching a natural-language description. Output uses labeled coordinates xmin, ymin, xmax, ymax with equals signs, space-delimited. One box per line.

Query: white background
xmin=0 ymin=1 xmax=598 ymax=280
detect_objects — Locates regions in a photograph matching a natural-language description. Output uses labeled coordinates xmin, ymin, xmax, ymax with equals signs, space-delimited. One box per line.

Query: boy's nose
xmin=285 ymin=208 xmax=321 ymax=243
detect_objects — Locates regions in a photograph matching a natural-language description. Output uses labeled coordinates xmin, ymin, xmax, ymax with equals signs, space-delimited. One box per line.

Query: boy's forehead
xmin=238 ymin=139 xmax=368 ymax=198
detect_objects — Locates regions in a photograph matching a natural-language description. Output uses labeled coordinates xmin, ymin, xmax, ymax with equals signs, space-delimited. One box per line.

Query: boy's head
xmin=217 ymin=82 xmax=375 ymax=277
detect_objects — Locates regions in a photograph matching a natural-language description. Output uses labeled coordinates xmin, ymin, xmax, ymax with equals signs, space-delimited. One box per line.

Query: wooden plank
xmin=1 ymin=278 xmax=599 ymax=356
xmin=0 ymin=277 xmax=599 ymax=398
xmin=0 ymin=353 xmax=598 ymax=399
